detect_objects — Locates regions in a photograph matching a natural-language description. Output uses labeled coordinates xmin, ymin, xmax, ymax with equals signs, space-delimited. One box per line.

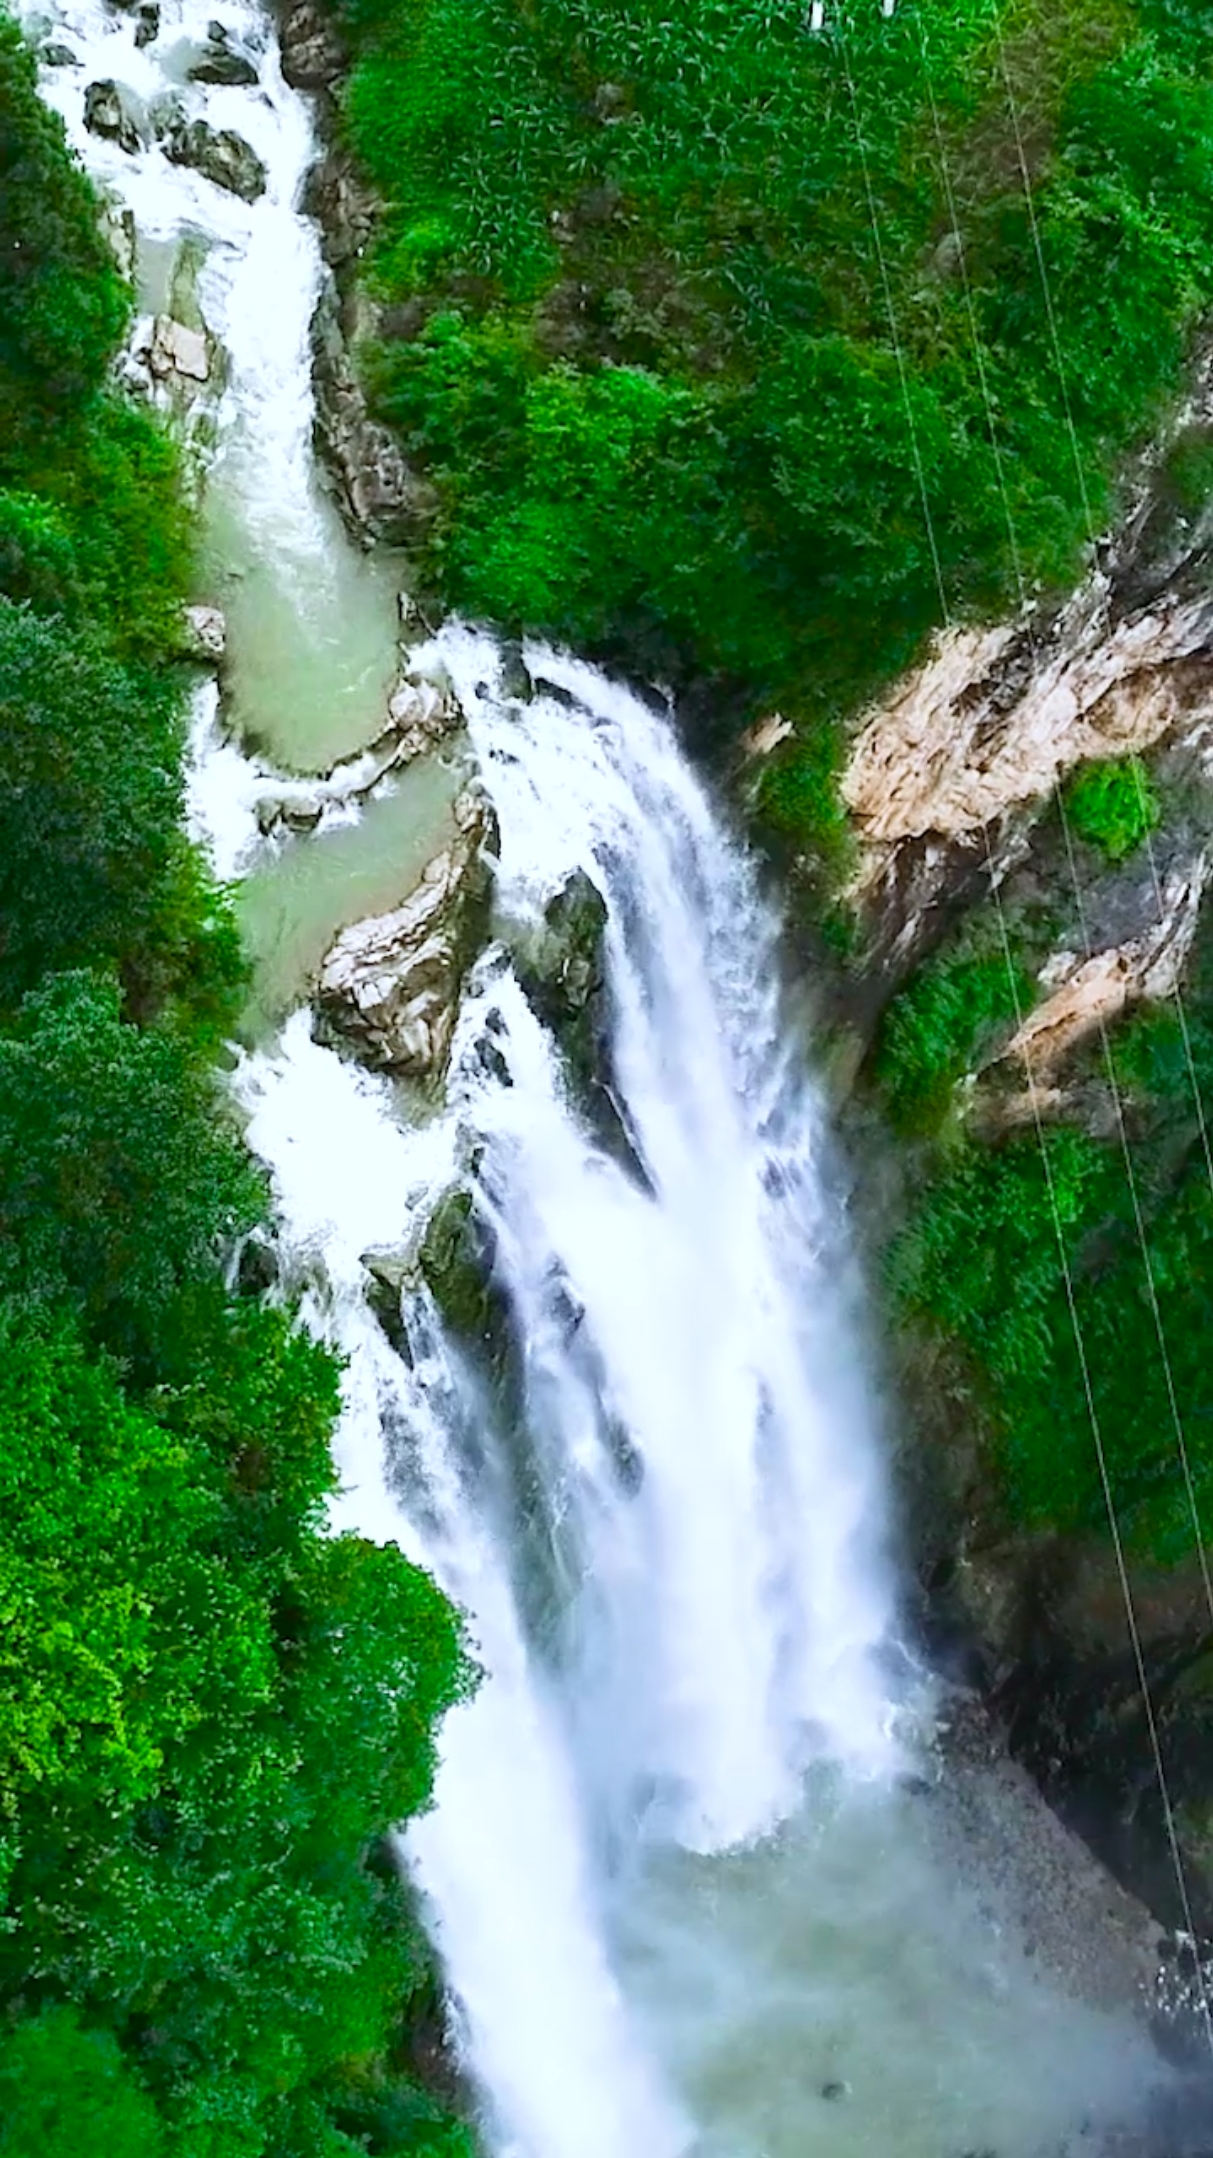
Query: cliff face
xmin=827 ymin=372 xmax=1213 ymax=1955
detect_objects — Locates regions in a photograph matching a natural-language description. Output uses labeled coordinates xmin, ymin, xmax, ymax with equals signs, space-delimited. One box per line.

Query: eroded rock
xmin=277 ymin=0 xmax=346 ymax=89
xmin=162 ymin=115 xmax=267 ymax=202
xmin=313 ymin=786 xmax=498 ymax=1080
xmin=84 ymin=77 xmax=147 ymax=152
xmin=147 ymin=313 xmax=211 ymax=384
xmin=309 ymin=279 xmax=435 ymax=544
xmin=842 ymin=577 xmax=1213 ymax=976
xmin=992 ymin=835 xmax=1210 ymax=1087
xmin=100 ymin=200 xmax=136 ymax=282
xmin=187 ymin=21 xmax=259 ymax=85
xmin=178 ymin=603 xmax=227 ymax=666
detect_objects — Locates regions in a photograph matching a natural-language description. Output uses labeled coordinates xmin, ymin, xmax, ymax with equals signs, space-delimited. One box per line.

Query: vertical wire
xmin=834 ymin=0 xmax=1213 ymax=2029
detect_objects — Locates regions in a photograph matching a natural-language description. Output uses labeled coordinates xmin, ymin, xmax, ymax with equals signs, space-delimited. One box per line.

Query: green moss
xmin=1159 ymin=420 xmax=1213 ymax=514
xmin=875 ymin=942 xmax=1033 ymax=1133
xmin=1063 ymin=754 xmax=1161 ymax=862
xmin=754 ymin=723 xmax=852 ymax=878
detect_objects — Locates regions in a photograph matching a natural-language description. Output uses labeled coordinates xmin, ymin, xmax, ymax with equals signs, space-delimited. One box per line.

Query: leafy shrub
xmin=1063 ymin=754 xmax=1161 ymax=861
xmin=336 ymin=0 xmax=1213 ymax=736
xmin=876 ymin=943 xmax=1033 ymax=1132
xmin=0 ymin=2008 xmax=162 ymax=2158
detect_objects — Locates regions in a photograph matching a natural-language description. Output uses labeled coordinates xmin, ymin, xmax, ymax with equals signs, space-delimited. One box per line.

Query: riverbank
xmin=0 ymin=13 xmax=475 ymax=2152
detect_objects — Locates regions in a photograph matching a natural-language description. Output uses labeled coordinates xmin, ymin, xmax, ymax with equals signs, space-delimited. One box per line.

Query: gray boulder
xmin=84 ymin=78 xmax=147 ymax=153
xmin=162 ymin=115 xmax=267 ymax=202
xmin=277 ymin=0 xmax=345 ymax=89
xmin=133 ymin=3 xmax=159 ymax=46
xmin=187 ymin=23 xmax=259 ymax=85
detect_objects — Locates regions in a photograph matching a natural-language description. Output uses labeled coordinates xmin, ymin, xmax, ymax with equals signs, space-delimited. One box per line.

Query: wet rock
xmin=308 ymin=279 xmax=436 ymax=544
xmin=301 ymin=149 xmax=376 ymax=272
xmin=384 ymin=673 xmax=462 ymax=764
xmin=820 ymin=2081 xmax=850 ymax=2102
xmin=517 ymin=869 xmax=610 ymax=1096
xmin=100 ymin=200 xmax=136 ymax=282
xmin=514 ymin=869 xmax=652 ymax=1186
xmin=236 ymin=1234 xmax=278 ymax=1298
xmin=84 ymin=78 xmax=147 ymax=153
xmin=133 ymin=3 xmax=159 ymax=46
xmin=361 ymin=1251 xmax=412 ymax=1361
xmin=42 ymin=40 xmax=80 ymax=64
xmin=162 ymin=115 xmax=267 ymax=202
xmin=147 ymin=314 xmax=211 ymax=385
xmin=313 ymin=786 xmax=498 ymax=1082
xmin=417 ymin=1188 xmax=498 ymax=1344
xmin=277 ymin=0 xmax=347 ymax=90
xmin=522 ymin=869 xmax=609 ymax=1027
xmin=177 ymin=603 xmax=227 ymax=666
xmin=187 ymin=22 xmax=259 ymax=85
xmin=499 ymin=641 xmax=533 ymax=704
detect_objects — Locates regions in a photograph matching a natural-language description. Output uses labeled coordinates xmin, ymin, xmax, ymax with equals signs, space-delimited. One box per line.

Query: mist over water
xmin=27 ymin=6 xmax=1171 ymax=2150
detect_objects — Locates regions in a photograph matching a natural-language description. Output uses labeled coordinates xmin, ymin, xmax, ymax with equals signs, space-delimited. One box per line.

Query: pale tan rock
xmin=148 ymin=313 xmax=210 ymax=383
xmin=180 ymin=603 xmax=227 ymax=664
xmin=740 ymin=712 xmax=793 ymax=759
xmin=843 ymin=593 xmax=1213 ymax=857
xmin=314 ymin=788 xmax=498 ymax=1079
xmin=1003 ymin=848 xmax=1208 ymax=1077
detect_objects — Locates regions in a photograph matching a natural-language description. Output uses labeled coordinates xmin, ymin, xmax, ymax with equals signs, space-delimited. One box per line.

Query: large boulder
xmin=161 ymin=115 xmax=267 ymax=203
xmin=277 ymin=0 xmax=346 ymax=90
xmin=313 ymin=786 xmax=498 ymax=1081
xmin=187 ymin=21 xmax=259 ymax=85
xmin=523 ymin=869 xmax=608 ymax=1025
xmin=84 ymin=78 xmax=147 ymax=153
xmin=176 ymin=604 xmax=227 ymax=666
xmin=309 ymin=279 xmax=436 ymax=544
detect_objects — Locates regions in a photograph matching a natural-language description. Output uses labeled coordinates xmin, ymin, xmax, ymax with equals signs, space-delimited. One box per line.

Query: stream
xmin=23 ymin=3 xmax=1180 ymax=2151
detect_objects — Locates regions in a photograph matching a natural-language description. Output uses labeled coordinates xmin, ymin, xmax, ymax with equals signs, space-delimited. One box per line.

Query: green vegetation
xmin=0 ymin=18 xmax=474 ymax=2151
xmin=885 ymin=900 xmax=1213 ymax=1564
xmin=327 ymin=0 xmax=1213 ymax=819
xmin=874 ymin=934 xmax=1034 ymax=1133
xmin=1063 ymin=754 xmax=1162 ymax=862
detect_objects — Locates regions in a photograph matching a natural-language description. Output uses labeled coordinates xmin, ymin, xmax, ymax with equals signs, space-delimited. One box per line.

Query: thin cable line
xmin=837 ymin=0 xmax=1213 ymax=2029
xmin=913 ymin=1 xmax=1213 ymax=1626
xmin=988 ymin=0 xmax=1213 ymax=1376
xmin=980 ymin=0 xmax=1213 ymax=1628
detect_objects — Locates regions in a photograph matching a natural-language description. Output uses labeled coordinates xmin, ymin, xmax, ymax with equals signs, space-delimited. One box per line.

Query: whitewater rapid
xmin=234 ymin=629 xmax=898 ymax=2157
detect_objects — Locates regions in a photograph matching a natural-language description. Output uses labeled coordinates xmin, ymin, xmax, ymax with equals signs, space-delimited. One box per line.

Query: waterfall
xmin=28 ymin=6 xmax=1170 ymax=2147
xmin=236 ymin=628 xmax=900 ymax=2154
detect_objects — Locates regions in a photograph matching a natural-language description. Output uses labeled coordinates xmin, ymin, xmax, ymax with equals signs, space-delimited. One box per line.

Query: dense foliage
xmin=329 ymin=0 xmax=1213 ymax=773
xmin=880 ymin=855 xmax=1213 ymax=1566
xmin=0 ymin=19 xmax=473 ymax=2152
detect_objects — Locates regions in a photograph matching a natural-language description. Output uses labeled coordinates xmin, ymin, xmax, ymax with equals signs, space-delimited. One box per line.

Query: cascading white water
xmin=26 ymin=0 xmax=406 ymax=769
xmin=236 ymin=632 xmax=1161 ymax=2158
xmin=236 ymin=628 xmax=898 ymax=2156
xmin=29 ymin=0 xmax=322 ymax=550
xmin=28 ymin=8 xmax=1171 ymax=2149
